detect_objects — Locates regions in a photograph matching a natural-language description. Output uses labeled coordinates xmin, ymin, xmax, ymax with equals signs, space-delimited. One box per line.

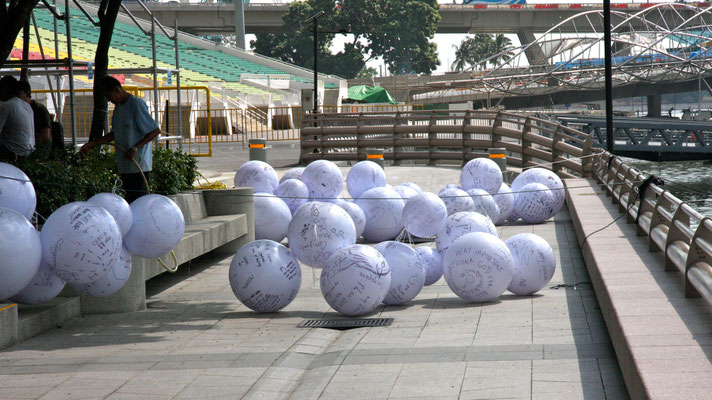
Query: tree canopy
xmin=0 ymin=1 xmax=41 ymax=70
xmin=451 ymin=34 xmax=514 ymax=72
xmin=251 ymin=0 xmax=441 ymax=79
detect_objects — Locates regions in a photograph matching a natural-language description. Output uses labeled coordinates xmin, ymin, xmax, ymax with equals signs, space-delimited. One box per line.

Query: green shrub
xmin=8 ymin=147 xmax=197 ymax=219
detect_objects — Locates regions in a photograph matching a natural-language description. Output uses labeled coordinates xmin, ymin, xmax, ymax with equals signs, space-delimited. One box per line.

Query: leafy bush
xmin=8 ymin=146 xmax=198 ymax=219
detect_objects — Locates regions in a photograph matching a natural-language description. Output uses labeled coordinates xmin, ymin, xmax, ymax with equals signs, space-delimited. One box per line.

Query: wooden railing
xmin=301 ymin=110 xmax=595 ymax=178
xmin=594 ymin=152 xmax=712 ymax=302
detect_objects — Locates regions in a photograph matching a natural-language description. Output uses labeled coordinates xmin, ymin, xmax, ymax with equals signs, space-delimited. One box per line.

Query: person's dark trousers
xmin=121 ymin=172 xmax=150 ymax=203
xmin=0 ymin=144 xmax=18 ymax=162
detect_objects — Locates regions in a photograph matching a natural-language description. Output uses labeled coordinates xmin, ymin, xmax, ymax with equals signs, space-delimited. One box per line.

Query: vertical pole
xmin=603 ymin=0 xmax=613 ymax=153
xmin=66 ymin=0 xmax=77 ymax=147
xmin=53 ymin=0 xmax=62 ymax=120
xmin=313 ymin=18 xmax=318 ymax=115
xmin=699 ymin=72 xmax=702 ymax=114
xmin=174 ymin=19 xmax=183 ymax=147
xmin=21 ymin=19 xmax=30 ymax=82
xmin=151 ymin=17 xmax=159 ymax=122
xmin=233 ymin=0 xmax=246 ymax=49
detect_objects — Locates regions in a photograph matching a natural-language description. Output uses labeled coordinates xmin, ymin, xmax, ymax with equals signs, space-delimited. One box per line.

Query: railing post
xmin=428 ymin=110 xmax=437 ymax=166
xmin=581 ymin=132 xmax=594 ymax=178
xmin=393 ymin=111 xmax=401 ymax=166
xmin=521 ymin=116 xmax=533 ymax=170
xmin=357 ymin=112 xmax=365 ymax=162
xmin=552 ymin=125 xmax=564 ymax=175
xmin=462 ymin=110 xmax=471 ymax=165
xmin=685 ymin=218 xmax=711 ymax=298
xmin=492 ymin=111 xmax=502 ymax=148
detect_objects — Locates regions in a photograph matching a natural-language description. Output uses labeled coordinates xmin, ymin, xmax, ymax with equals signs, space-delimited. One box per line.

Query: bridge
xmin=122 ymin=2 xmax=706 ymax=35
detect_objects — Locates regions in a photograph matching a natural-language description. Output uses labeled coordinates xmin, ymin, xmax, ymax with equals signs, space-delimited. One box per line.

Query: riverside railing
xmin=301 ymin=110 xmax=595 ymax=178
xmin=593 ymin=152 xmax=712 ymax=302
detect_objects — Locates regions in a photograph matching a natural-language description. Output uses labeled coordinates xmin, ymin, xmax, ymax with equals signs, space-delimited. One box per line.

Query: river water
xmin=622 ymin=159 xmax=712 ymax=217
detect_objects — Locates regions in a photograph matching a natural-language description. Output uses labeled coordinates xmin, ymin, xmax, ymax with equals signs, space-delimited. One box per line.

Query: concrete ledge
xmin=565 ymin=178 xmax=712 ymax=400
xmin=0 ymin=303 xmax=18 ymax=348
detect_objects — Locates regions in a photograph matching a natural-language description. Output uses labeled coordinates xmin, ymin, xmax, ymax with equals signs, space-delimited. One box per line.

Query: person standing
xmin=0 ymin=76 xmax=35 ymax=161
xmin=80 ymin=76 xmax=161 ymax=202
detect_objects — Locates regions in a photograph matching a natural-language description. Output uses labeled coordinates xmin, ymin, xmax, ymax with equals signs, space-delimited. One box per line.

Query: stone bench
xmin=0 ymin=188 xmax=254 ymax=349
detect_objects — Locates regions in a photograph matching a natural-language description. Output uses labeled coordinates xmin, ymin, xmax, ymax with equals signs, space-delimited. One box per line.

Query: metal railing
xmin=593 ymin=152 xmax=712 ymax=303
xmin=300 ymin=110 xmax=594 ymax=177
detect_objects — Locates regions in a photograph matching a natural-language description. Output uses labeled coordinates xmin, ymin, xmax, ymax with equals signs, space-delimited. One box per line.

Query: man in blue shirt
xmin=80 ymin=76 xmax=161 ymax=202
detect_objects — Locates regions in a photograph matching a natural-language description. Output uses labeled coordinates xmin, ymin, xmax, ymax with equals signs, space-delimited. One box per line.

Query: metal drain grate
xmin=297 ymin=318 xmax=393 ymax=330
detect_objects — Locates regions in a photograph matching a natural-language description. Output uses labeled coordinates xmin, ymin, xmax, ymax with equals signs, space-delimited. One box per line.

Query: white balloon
xmin=493 ymin=183 xmax=515 ymax=225
xmin=123 ymin=195 xmax=185 ymax=259
xmin=402 ymin=192 xmax=448 ymax=238
xmin=0 ymin=208 xmax=41 ymax=300
xmin=346 ymin=161 xmax=386 ymax=199
xmin=512 ymin=168 xmax=565 ymax=217
xmin=280 ymin=167 xmax=305 ymax=184
xmin=71 ymin=246 xmax=132 ymax=297
xmin=334 ymin=199 xmax=366 ymax=239
xmin=514 ymin=183 xmax=556 ymax=224
xmin=355 ymin=186 xmax=405 ymax=242
xmin=416 ymin=246 xmax=443 ymax=286
xmin=436 ymin=211 xmax=497 ymax=254
xmin=254 ymin=193 xmax=292 ymax=242
xmin=507 ymin=208 xmax=521 ymax=223
xmin=0 ymin=162 xmax=36 ymax=220
xmin=229 ymin=240 xmax=301 ymax=312
xmin=287 ymin=201 xmax=356 ymax=269
xmin=438 ymin=184 xmax=463 ymax=195
xmin=392 ymin=185 xmax=418 ymax=202
xmin=41 ymin=202 xmax=122 ymax=284
xmin=400 ymin=182 xmax=422 ymax=193
xmin=320 ymin=244 xmax=391 ymax=316
xmin=88 ymin=193 xmax=133 ymax=237
xmin=439 ymin=187 xmax=474 ymax=216
xmin=234 ymin=160 xmax=279 ymax=194
xmin=374 ymin=241 xmax=425 ymax=305
xmin=443 ymin=232 xmax=514 ymax=302
xmin=10 ymin=260 xmax=65 ymax=305
xmin=506 ymin=233 xmax=556 ymax=295
xmin=301 ymin=160 xmax=343 ymax=199
xmin=466 ymin=188 xmax=500 ymax=223
xmin=460 ymin=158 xmax=503 ymax=195
xmin=275 ymin=179 xmax=309 ymax=215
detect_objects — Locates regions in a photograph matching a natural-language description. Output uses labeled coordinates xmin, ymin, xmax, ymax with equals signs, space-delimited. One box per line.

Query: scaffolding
xmin=0 ymin=0 xmax=182 ymax=146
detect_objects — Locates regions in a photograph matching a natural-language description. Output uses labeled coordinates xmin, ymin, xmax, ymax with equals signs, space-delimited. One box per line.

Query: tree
xmin=89 ymin=0 xmax=123 ymax=140
xmin=0 ymin=1 xmax=40 ymax=70
xmin=488 ymin=34 xmax=514 ymax=67
xmin=251 ymin=0 xmax=440 ymax=79
xmin=450 ymin=34 xmax=514 ymax=72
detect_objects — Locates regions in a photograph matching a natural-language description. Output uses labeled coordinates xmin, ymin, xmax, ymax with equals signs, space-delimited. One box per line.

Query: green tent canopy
xmin=347 ymin=85 xmax=397 ymax=105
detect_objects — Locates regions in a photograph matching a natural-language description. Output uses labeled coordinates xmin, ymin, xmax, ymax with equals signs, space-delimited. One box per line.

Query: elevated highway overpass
xmin=122 ymin=2 xmax=710 ymax=35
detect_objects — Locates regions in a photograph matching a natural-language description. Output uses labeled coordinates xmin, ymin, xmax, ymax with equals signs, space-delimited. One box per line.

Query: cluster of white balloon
xmin=230 ymin=159 xmax=564 ymax=316
xmin=0 ymin=162 xmax=186 ymax=305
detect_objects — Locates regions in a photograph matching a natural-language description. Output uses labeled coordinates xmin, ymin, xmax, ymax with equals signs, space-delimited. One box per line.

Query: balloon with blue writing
xmin=467 ymin=188 xmax=500 ymax=223
xmin=460 ymin=158 xmax=503 ymax=195
xmin=346 ymin=160 xmax=386 ymax=199
xmin=301 ymin=160 xmax=343 ymax=199
xmin=514 ymin=183 xmax=556 ymax=224
xmin=70 ymin=246 xmax=132 ymax=297
xmin=443 ymin=232 xmax=514 ymax=302
xmin=392 ymin=185 xmax=418 ymax=202
xmin=438 ymin=184 xmax=462 ymax=195
xmin=234 ymin=160 xmax=279 ymax=194
xmin=436 ymin=211 xmax=497 ymax=255
xmin=511 ymin=168 xmax=565 ymax=218
xmin=355 ymin=186 xmax=405 ymax=242
xmin=287 ymin=202 xmax=356 ymax=269
xmin=229 ymin=240 xmax=301 ymax=313
xmin=493 ymin=183 xmax=514 ymax=225
xmin=506 ymin=233 xmax=556 ymax=295
xmin=276 ymin=179 xmax=309 ymax=215
xmin=416 ymin=246 xmax=443 ymax=286
xmin=10 ymin=260 xmax=65 ymax=305
xmin=438 ymin=187 xmax=474 ymax=216
xmin=374 ymin=241 xmax=425 ymax=305
xmin=88 ymin=193 xmax=133 ymax=237
xmin=334 ymin=199 xmax=366 ymax=239
xmin=402 ymin=192 xmax=448 ymax=238
xmin=123 ymin=195 xmax=185 ymax=258
xmin=0 ymin=208 xmax=41 ymax=301
xmin=0 ymin=162 xmax=36 ymax=220
xmin=320 ymin=244 xmax=391 ymax=316
xmin=253 ymin=193 xmax=292 ymax=242
xmin=280 ymin=167 xmax=305 ymax=184
xmin=41 ymin=202 xmax=122 ymax=284
xmin=400 ymin=182 xmax=422 ymax=193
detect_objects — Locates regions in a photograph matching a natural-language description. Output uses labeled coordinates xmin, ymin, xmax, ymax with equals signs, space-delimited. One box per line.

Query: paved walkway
xmin=0 ymin=167 xmax=628 ymax=399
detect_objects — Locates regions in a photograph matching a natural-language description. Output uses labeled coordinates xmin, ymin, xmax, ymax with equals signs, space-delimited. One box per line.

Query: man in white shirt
xmin=0 ymin=76 xmax=35 ymax=161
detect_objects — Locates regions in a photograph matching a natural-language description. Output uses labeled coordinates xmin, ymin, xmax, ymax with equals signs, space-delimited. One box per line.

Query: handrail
xmin=592 ymin=152 xmax=712 ymax=304
xmin=71 ymin=0 xmax=99 ymax=26
xmin=300 ymin=110 xmax=595 ymax=177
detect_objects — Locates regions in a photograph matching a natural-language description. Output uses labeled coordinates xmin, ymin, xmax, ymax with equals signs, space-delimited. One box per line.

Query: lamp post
xmin=603 ymin=0 xmax=613 ymax=153
xmin=306 ymin=11 xmax=325 ymax=115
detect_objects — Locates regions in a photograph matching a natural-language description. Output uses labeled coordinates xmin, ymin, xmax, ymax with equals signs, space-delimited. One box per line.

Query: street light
xmin=306 ymin=11 xmax=351 ymax=116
